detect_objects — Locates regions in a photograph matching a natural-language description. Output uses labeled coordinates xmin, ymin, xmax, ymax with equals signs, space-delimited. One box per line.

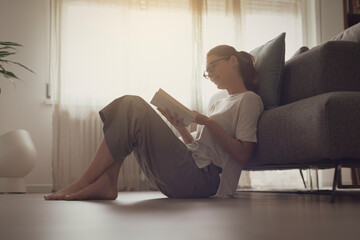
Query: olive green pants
xmin=99 ymin=95 xmax=221 ymax=198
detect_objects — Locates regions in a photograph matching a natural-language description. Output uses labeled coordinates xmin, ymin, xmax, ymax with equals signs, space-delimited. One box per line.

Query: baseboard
xmin=26 ymin=184 xmax=53 ymax=193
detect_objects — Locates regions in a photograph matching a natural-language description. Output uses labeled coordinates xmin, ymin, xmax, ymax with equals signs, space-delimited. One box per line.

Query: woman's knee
xmin=119 ymin=95 xmax=145 ymax=103
xmin=114 ymin=95 xmax=148 ymax=109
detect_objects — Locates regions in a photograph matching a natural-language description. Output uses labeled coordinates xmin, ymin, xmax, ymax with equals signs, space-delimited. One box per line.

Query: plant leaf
xmin=0 ymin=59 xmax=35 ymax=74
xmin=0 ymin=51 xmax=16 ymax=58
xmin=3 ymin=60 xmax=35 ymax=74
xmin=0 ymin=41 xmax=22 ymax=47
xmin=0 ymin=46 xmax=16 ymax=51
xmin=0 ymin=69 xmax=21 ymax=80
xmin=6 ymin=60 xmax=36 ymax=74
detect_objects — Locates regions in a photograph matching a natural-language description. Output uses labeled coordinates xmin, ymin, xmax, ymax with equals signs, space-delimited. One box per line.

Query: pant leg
xmin=99 ymin=95 xmax=220 ymax=198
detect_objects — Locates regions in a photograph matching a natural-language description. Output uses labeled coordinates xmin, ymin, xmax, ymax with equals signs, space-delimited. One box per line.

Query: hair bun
xmin=238 ymin=51 xmax=255 ymax=64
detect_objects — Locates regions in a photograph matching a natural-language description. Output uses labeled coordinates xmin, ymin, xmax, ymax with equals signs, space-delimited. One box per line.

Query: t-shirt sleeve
xmin=235 ymin=93 xmax=264 ymax=142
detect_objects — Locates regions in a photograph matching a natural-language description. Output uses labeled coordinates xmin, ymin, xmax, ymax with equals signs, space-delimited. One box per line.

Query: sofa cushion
xmin=244 ymin=92 xmax=360 ymax=170
xmin=282 ymin=41 xmax=360 ymax=105
xmin=331 ymin=22 xmax=360 ymax=42
xmin=250 ymin=32 xmax=286 ymax=110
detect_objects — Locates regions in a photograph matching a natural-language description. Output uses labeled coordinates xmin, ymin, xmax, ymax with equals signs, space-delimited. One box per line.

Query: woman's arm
xmin=194 ymin=111 xmax=254 ymax=167
xmin=175 ymin=126 xmax=194 ymax=144
xmin=157 ymin=108 xmax=194 ymax=144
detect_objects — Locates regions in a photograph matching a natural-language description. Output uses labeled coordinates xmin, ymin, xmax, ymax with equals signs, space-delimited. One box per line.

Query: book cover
xmin=150 ymin=88 xmax=196 ymax=126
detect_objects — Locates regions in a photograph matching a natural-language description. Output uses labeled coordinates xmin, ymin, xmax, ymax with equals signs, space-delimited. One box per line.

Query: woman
xmin=44 ymin=45 xmax=264 ymax=200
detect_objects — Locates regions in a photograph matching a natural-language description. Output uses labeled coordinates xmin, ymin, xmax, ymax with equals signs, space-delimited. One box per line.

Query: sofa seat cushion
xmin=244 ymin=92 xmax=360 ymax=170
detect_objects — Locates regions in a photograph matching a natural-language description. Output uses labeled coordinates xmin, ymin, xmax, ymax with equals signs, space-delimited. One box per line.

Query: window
xmin=51 ymin=0 xmax=306 ymax=191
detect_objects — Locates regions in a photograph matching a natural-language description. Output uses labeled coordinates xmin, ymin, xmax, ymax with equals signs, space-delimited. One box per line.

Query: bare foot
xmin=65 ymin=173 xmax=118 ymax=201
xmin=44 ymin=181 xmax=88 ymax=200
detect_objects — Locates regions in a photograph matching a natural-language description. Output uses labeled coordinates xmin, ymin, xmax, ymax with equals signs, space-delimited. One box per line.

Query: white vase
xmin=0 ymin=129 xmax=37 ymax=193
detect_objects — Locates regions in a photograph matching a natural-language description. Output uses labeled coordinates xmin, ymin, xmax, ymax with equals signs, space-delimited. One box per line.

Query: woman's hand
xmin=157 ymin=108 xmax=185 ymax=129
xmin=157 ymin=107 xmax=194 ymax=144
xmin=193 ymin=111 xmax=211 ymax=126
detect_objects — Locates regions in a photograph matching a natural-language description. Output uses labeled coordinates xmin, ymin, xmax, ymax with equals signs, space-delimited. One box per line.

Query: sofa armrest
xmin=247 ymin=92 xmax=360 ymax=169
xmin=281 ymin=41 xmax=360 ymax=105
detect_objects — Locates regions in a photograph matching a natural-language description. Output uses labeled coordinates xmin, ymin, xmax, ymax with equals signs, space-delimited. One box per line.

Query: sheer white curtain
xmin=201 ymin=0 xmax=304 ymax=109
xmin=201 ymin=0 xmax=305 ymax=189
xmin=51 ymin=0 xmax=193 ymax=191
xmin=50 ymin=0 xmax=306 ymax=191
xmin=237 ymin=0 xmax=306 ymax=189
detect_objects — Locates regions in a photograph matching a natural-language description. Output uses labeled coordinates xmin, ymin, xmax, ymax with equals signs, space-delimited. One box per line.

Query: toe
xmin=65 ymin=194 xmax=73 ymax=201
xmin=65 ymin=193 xmax=79 ymax=201
xmin=54 ymin=195 xmax=65 ymax=200
xmin=44 ymin=195 xmax=53 ymax=200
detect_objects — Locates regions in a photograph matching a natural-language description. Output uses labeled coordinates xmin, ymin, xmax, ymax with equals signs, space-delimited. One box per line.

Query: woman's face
xmin=205 ymin=55 xmax=237 ymax=89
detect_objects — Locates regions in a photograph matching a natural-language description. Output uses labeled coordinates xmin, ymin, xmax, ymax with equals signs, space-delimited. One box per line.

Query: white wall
xmin=319 ymin=0 xmax=345 ymax=43
xmin=0 ymin=0 xmax=53 ymax=192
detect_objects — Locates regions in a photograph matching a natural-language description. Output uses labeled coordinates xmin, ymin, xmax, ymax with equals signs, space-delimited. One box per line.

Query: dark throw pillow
xmin=250 ymin=32 xmax=286 ymax=110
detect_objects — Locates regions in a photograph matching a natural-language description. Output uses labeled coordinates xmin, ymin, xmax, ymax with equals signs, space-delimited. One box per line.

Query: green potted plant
xmin=0 ymin=41 xmax=35 ymax=94
xmin=0 ymin=42 xmax=37 ymax=193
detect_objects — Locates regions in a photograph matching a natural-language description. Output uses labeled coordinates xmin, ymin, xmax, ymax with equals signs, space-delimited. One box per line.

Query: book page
xmin=150 ymin=88 xmax=196 ymax=126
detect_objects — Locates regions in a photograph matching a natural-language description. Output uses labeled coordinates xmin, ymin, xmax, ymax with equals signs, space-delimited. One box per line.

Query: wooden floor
xmin=0 ymin=191 xmax=359 ymax=240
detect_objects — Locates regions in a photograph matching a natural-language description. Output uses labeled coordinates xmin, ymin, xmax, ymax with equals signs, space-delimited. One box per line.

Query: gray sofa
xmin=246 ymin=40 xmax=360 ymax=171
xmin=207 ymin=24 xmax=360 ymax=201
xmin=243 ymin=40 xmax=360 ymax=201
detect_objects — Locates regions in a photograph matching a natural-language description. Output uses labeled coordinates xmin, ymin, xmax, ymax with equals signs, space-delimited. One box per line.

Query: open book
xmin=150 ymin=88 xmax=196 ymax=126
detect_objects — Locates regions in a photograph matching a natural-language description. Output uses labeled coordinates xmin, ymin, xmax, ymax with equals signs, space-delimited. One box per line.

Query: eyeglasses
xmin=203 ymin=56 xmax=230 ymax=79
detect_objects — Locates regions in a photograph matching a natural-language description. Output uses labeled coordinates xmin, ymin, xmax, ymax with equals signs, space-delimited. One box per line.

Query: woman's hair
xmin=207 ymin=45 xmax=259 ymax=92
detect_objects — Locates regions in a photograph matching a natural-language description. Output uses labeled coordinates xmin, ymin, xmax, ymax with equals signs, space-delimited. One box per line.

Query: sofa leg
xmin=299 ymin=169 xmax=306 ymax=188
xmin=331 ymin=162 xmax=341 ymax=203
xmin=315 ymin=167 xmax=319 ymax=191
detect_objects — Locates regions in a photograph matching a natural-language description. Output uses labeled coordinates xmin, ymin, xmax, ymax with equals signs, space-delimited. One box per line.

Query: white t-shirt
xmin=186 ymin=91 xmax=264 ymax=198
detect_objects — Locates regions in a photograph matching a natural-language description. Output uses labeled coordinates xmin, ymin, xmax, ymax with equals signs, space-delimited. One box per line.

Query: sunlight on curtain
xmin=240 ymin=0 xmax=305 ymax=189
xmin=51 ymin=0 xmax=306 ymax=191
xmin=52 ymin=0 xmax=193 ymax=191
xmin=243 ymin=0 xmax=303 ymax=59
xmin=59 ymin=1 xmax=192 ymax=106
xmin=199 ymin=0 xmax=305 ymax=190
xmin=201 ymin=0 xmax=243 ymax=111
xmin=201 ymin=0 xmax=303 ymax=111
